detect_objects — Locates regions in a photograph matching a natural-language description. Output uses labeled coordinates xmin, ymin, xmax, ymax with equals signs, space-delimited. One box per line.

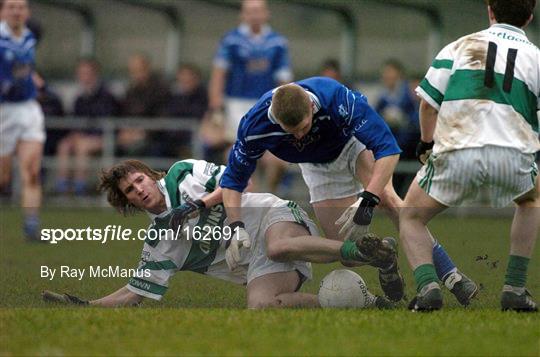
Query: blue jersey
xmin=221 ymin=77 xmax=402 ymax=192
xmin=0 ymin=21 xmax=36 ymax=102
xmin=375 ymin=80 xmax=420 ymax=151
xmin=213 ymin=24 xmax=292 ymax=99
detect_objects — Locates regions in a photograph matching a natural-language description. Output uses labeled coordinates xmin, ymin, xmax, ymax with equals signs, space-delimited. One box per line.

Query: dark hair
xmin=177 ymin=63 xmax=202 ymax=79
xmin=98 ymin=160 xmax=165 ymax=216
xmin=78 ymin=57 xmax=101 ymax=74
xmin=488 ymin=0 xmax=536 ymax=27
xmin=383 ymin=58 xmax=405 ymax=74
xmin=271 ymin=84 xmax=312 ymax=127
xmin=321 ymin=58 xmax=341 ymax=73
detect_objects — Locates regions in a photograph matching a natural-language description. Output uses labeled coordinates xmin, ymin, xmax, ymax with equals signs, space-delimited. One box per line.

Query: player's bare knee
xmin=21 ymin=167 xmax=40 ymax=187
xmin=399 ymin=206 xmax=424 ymax=225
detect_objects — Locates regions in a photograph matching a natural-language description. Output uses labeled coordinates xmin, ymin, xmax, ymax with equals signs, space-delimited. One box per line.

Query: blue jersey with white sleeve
xmin=221 ymin=77 xmax=401 ymax=192
xmin=0 ymin=21 xmax=37 ymax=103
xmin=213 ymin=24 xmax=292 ymax=99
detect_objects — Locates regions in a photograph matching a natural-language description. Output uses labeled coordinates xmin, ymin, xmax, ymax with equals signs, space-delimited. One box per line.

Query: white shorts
xmin=299 ymin=137 xmax=366 ymax=203
xmin=224 ymin=97 xmax=257 ymax=142
xmin=416 ymin=146 xmax=538 ymax=208
xmin=0 ymin=100 xmax=45 ymax=156
xmin=239 ymin=193 xmax=317 ymax=286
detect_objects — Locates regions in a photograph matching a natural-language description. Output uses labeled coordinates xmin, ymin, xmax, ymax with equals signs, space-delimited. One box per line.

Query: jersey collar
xmin=146 ymin=179 xmax=171 ymax=220
xmin=267 ymin=88 xmax=321 ymax=124
xmin=0 ymin=21 xmax=30 ymax=42
xmin=239 ymin=23 xmax=271 ymax=39
xmin=490 ymin=23 xmax=526 ymax=36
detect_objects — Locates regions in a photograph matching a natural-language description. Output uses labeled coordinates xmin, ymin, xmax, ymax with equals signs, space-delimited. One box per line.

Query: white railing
xmin=43 ymin=116 xmax=204 ymax=171
xmin=0 ymin=116 xmax=425 ymax=207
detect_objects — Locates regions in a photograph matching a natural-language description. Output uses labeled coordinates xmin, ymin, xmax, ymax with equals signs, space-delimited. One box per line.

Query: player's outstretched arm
xmin=365 ymin=154 xmax=399 ymax=198
xmin=208 ymin=66 xmax=227 ymax=111
xmin=222 ymin=187 xmax=252 ymax=270
xmin=42 ymin=286 xmax=143 ymax=307
xmin=201 ymin=186 xmax=223 ymax=208
xmin=90 ymin=286 xmax=143 ymax=307
xmin=222 ymin=188 xmax=243 ymax=223
xmin=336 ymin=154 xmax=399 ymax=240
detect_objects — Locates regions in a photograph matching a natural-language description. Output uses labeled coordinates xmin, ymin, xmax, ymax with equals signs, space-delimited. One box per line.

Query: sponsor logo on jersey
xmin=203 ymin=162 xmax=217 ymax=176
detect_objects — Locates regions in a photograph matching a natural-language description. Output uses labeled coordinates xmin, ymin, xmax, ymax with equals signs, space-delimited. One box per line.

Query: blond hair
xmin=271 ymin=84 xmax=311 ymax=127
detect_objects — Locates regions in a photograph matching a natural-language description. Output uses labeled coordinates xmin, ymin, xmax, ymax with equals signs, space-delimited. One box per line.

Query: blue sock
xmin=23 ymin=214 xmax=40 ymax=238
xmin=432 ymin=241 xmax=457 ymax=281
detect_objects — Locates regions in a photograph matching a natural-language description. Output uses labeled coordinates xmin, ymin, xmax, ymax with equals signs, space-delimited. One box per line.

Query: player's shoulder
xmin=23 ymin=29 xmax=36 ymax=45
xmin=238 ymin=92 xmax=283 ymax=142
xmin=220 ymin=27 xmax=244 ymax=44
xmin=436 ymin=31 xmax=482 ymax=58
xmin=297 ymin=77 xmax=346 ymax=104
xmin=0 ymin=22 xmax=9 ymax=39
xmin=265 ymin=29 xmax=289 ymax=46
xmin=167 ymin=159 xmax=198 ymax=177
xmin=298 ymin=76 xmax=339 ymax=85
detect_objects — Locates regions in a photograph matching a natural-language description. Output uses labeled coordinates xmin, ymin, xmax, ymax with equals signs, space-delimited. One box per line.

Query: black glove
xmin=169 ymin=199 xmax=205 ymax=231
xmin=352 ymin=191 xmax=381 ymax=226
xmin=42 ymin=290 xmax=89 ymax=305
xmin=416 ymin=140 xmax=434 ymax=165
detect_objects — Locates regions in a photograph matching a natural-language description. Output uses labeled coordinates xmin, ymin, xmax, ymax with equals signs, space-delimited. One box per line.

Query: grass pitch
xmin=1 ymin=208 xmax=539 ymax=356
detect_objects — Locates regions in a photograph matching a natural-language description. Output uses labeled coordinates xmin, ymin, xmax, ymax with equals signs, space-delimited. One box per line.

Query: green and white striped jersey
xmin=416 ymin=23 xmax=540 ymax=155
xmin=126 ymin=159 xmax=241 ymax=300
xmin=126 ymin=159 xmax=310 ymax=300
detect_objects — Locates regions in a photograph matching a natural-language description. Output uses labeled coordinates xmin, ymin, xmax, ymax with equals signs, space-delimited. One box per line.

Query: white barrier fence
xmin=4 ymin=116 xmax=454 ymax=210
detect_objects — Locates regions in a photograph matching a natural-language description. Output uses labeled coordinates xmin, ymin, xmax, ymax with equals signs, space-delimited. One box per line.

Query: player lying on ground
xmin=42 ymin=159 xmax=395 ymax=308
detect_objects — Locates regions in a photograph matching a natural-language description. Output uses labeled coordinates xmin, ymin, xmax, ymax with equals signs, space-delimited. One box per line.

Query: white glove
xmin=335 ymin=191 xmax=380 ymax=240
xmin=225 ymin=222 xmax=251 ymax=271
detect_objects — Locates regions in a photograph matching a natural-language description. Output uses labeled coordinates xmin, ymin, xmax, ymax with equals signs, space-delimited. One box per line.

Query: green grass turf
xmin=1 ymin=208 xmax=539 ymax=356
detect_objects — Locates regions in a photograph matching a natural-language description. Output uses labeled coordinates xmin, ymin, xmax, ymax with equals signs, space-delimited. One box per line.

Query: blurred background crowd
xmin=4 ymin=0 xmax=539 ymax=200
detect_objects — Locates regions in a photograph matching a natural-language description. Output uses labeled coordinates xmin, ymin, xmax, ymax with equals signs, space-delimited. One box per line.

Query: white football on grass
xmin=318 ymin=269 xmax=375 ymax=308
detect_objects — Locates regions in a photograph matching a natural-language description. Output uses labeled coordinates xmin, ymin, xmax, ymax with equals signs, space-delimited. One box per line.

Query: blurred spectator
xmin=73 ymin=58 xmax=120 ymax=117
xmin=319 ymin=58 xmax=343 ymax=82
xmin=34 ymin=74 xmax=65 ymax=157
xmin=117 ymin=53 xmax=170 ymax=156
xmin=206 ymin=0 xmax=291 ymax=190
xmin=167 ymin=63 xmax=207 ymax=119
xmin=55 ymin=58 xmax=120 ymax=195
xmin=163 ymin=63 xmax=208 ymax=158
xmin=34 ymin=74 xmax=64 ymax=117
xmin=375 ymin=59 xmax=420 ymax=197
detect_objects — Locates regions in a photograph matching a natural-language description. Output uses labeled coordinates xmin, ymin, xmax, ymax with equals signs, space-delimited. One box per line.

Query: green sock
xmin=340 ymin=240 xmax=359 ymax=261
xmin=414 ymin=264 xmax=438 ymax=292
xmin=504 ymin=255 xmax=530 ymax=288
